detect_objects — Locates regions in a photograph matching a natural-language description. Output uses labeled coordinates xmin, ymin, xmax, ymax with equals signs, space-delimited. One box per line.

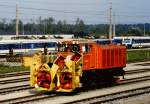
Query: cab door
xmin=83 ymin=44 xmax=97 ymax=70
xmin=82 ymin=44 xmax=91 ymax=70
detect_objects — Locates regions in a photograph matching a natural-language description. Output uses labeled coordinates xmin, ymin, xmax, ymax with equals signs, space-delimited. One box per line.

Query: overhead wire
xmin=0 ymin=3 xmax=149 ymax=18
xmin=0 ymin=3 xmax=149 ymax=24
xmin=0 ymin=0 xmax=100 ymax=6
xmin=0 ymin=4 xmax=106 ymax=15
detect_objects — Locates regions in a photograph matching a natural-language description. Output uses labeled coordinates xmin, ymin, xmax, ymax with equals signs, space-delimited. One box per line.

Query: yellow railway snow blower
xmin=23 ymin=41 xmax=82 ymax=92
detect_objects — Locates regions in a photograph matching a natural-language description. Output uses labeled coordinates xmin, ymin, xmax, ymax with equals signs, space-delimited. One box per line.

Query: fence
xmin=0 ymin=54 xmax=30 ymax=74
xmin=0 ymin=55 xmax=23 ymax=67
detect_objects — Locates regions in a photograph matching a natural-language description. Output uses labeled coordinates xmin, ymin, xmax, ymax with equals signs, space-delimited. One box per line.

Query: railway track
xmin=0 ymin=60 xmax=149 ymax=84
xmin=0 ymin=61 xmax=150 ymax=103
xmin=0 ymin=77 xmax=29 ymax=84
xmin=0 ymin=91 xmax=57 ymax=104
xmin=0 ymin=84 xmax=33 ymax=95
xmin=126 ymin=68 xmax=150 ymax=75
xmin=1 ymin=74 xmax=150 ymax=95
xmin=0 ymin=68 xmax=149 ymax=80
xmin=0 ymin=61 xmax=149 ymax=79
xmin=0 ymin=71 xmax=29 ymax=78
xmin=1 ymin=74 xmax=150 ymax=103
xmin=0 ymin=68 xmax=150 ymax=95
xmin=65 ymin=86 xmax=150 ymax=104
xmin=0 ymin=69 xmax=140 ymax=79
xmin=1 ymin=68 xmax=150 ymax=84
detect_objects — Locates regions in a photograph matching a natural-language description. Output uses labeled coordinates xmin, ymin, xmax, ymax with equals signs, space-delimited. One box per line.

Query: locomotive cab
xmin=57 ymin=41 xmax=81 ymax=53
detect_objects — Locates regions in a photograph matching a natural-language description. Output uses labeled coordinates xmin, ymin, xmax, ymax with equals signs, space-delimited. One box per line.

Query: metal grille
xmin=0 ymin=55 xmax=23 ymax=67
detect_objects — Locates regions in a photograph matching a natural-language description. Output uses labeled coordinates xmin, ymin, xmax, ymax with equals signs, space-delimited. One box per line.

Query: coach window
xmin=145 ymin=39 xmax=148 ymax=43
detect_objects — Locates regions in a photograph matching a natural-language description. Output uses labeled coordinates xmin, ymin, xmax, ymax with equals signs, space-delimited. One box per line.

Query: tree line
xmin=0 ymin=17 xmax=149 ymax=38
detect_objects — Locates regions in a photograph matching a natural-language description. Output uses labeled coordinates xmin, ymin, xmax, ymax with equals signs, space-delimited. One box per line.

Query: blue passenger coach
xmin=0 ymin=39 xmax=57 ymax=54
xmin=114 ymin=36 xmax=150 ymax=48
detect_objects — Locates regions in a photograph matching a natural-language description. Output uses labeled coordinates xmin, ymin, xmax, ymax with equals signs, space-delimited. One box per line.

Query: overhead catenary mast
xmin=113 ymin=12 xmax=116 ymax=38
xmin=16 ymin=4 xmax=19 ymax=36
xmin=109 ymin=3 xmax=112 ymax=42
xmin=144 ymin=23 xmax=145 ymax=36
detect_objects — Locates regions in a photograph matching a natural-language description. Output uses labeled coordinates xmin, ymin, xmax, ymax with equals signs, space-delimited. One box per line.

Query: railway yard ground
xmin=0 ymin=61 xmax=150 ymax=104
xmin=0 ymin=0 xmax=149 ymax=103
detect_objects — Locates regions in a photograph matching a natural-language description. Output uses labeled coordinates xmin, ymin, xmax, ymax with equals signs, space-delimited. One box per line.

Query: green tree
xmin=57 ymin=20 xmax=63 ymax=33
xmin=43 ymin=17 xmax=54 ymax=34
xmin=8 ymin=19 xmax=23 ymax=34
xmin=127 ymin=27 xmax=142 ymax=36
xmin=74 ymin=18 xmax=85 ymax=33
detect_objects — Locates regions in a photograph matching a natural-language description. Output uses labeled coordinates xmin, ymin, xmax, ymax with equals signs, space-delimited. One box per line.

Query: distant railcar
xmin=0 ymin=39 xmax=113 ymax=55
xmin=113 ymin=36 xmax=150 ymax=48
xmin=0 ymin=39 xmax=57 ymax=54
xmin=93 ymin=39 xmax=111 ymax=45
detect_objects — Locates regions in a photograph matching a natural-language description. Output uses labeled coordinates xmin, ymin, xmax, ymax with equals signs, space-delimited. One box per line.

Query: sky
xmin=0 ymin=0 xmax=149 ymax=24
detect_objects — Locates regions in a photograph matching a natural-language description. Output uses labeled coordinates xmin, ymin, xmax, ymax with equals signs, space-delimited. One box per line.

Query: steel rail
xmin=0 ymin=71 xmax=29 ymax=78
xmin=0 ymin=84 xmax=33 ymax=94
xmin=65 ymin=86 xmax=150 ymax=104
xmin=0 ymin=68 xmax=150 ymax=94
xmin=1 ymin=68 xmax=149 ymax=84
xmin=0 ymin=77 xmax=29 ymax=84
xmin=125 ymin=68 xmax=150 ymax=75
xmin=1 ymin=75 xmax=150 ymax=103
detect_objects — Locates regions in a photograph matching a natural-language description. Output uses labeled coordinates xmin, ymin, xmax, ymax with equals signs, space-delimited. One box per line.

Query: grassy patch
xmin=0 ymin=65 xmax=29 ymax=74
xmin=127 ymin=50 xmax=150 ymax=62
